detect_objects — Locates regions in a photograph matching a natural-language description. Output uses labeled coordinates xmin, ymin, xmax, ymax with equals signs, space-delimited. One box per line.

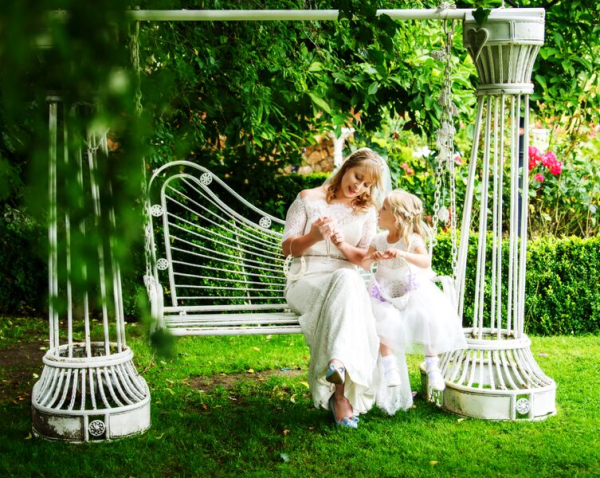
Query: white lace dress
xmin=369 ymin=232 xmax=467 ymax=356
xmin=283 ymin=195 xmax=381 ymax=417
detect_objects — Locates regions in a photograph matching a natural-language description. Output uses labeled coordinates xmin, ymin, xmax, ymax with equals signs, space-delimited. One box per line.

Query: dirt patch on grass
xmin=189 ymin=368 xmax=306 ymax=393
xmin=0 ymin=340 xmax=46 ymax=405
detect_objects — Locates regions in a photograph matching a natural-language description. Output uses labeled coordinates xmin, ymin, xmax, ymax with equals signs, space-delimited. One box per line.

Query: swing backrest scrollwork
xmin=146 ymin=161 xmax=290 ymax=328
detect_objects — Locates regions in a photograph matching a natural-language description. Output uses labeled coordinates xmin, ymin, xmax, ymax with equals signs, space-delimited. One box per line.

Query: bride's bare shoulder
xmin=299 ymin=186 xmax=327 ymax=201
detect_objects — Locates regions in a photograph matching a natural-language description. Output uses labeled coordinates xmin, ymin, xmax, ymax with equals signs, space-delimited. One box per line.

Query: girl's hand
xmin=370 ymin=250 xmax=387 ymax=261
xmin=383 ymin=248 xmax=405 ymax=259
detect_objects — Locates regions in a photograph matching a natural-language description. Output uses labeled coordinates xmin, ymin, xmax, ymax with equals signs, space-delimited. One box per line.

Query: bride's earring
xmin=283 ymin=237 xmax=306 ymax=280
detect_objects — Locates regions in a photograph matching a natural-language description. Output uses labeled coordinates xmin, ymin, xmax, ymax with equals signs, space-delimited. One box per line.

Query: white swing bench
xmin=144 ymin=160 xmax=301 ymax=336
xmin=143 ymin=160 xmax=454 ymax=337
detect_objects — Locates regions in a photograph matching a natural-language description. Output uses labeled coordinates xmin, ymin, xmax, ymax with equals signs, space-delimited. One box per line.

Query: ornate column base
xmin=421 ymin=329 xmax=556 ymax=420
xmin=32 ymin=342 xmax=151 ymax=442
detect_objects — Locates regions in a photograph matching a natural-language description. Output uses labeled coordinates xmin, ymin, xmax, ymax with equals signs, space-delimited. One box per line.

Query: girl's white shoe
xmin=381 ymin=355 xmax=402 ymax=387
xmin=425 ymin=356 xmax=446 ymax=391
xmin=427 ymin=368 xmax=446 ymax=391
xmin=384 ymin=368 xmax=402 ymax=388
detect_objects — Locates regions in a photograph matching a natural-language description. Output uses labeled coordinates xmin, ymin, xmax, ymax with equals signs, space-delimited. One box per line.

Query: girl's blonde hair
xmin=386 ymin=189 xmax=429 ymax=245
xmin=326 ymin=148 xmax=384 ymax=213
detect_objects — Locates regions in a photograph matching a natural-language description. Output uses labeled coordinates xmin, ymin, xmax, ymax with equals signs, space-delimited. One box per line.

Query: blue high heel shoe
xmin=325 ymin=363 xmax=346 ymax=385
xmin=329 ymin=395 xmax=358 ymax=429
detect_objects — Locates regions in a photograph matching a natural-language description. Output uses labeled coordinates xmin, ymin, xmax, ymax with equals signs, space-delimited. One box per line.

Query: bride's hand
xmin=331 ymin=228 xmax=345 ymax=246
xmin=310 ymin=217 xmax=335 ymax=241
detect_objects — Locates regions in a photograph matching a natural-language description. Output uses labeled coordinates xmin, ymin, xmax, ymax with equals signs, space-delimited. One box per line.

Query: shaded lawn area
xmin=0 ymin=317 xmax=599 ymax=477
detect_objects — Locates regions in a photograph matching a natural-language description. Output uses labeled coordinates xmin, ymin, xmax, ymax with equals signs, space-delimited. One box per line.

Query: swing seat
xmin=144 ymin=161 xmax=303 ymax=336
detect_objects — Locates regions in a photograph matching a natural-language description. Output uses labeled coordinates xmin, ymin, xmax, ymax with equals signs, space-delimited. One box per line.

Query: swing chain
xmin=432 ymin=17 xmax=455 ymax=230
xmin=431 ymin=15 xmax=459 ymax=278
xmin=129 ymin=20 xmax=154 ymax=279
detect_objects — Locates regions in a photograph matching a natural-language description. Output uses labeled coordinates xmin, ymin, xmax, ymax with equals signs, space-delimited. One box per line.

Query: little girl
xmin=362 ymin=189 xmax=467 ymax=392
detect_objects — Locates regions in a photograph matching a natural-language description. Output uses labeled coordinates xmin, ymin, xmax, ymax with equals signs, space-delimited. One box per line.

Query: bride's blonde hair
xmin=386 ymin=189 xmax=429 ymax=245
xmin=325 ymin=148 xmax=384 ymax=213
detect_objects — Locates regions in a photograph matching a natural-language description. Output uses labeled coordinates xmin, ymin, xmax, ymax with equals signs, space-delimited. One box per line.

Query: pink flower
xmin=529 ymin=146 xmax=540 ymax=158
xmin=535 ymin=173 xmax=545 ymax=182
xmin=401 ymin=163 xmax=415 ymax=176
xmin=540 ymin=151 xmax=562 ymax=175
xmin=528 ymin=146 xmax=543 ymax=170
xmin=529 ymin=147 xmax=562 ymax=177
xmin=550 ymin=163 xmax=562 ymax=175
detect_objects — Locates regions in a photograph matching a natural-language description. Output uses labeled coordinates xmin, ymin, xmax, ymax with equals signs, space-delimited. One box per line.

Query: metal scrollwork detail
xmin=200 ymin=173 xmax=213 ymax=186
xmin=88 ymin=420 xmax=106 ymax=437
xmin=516 ymin=398 xmax=530 ymax=415
xmin=157 ymin=258 xmax=169 ymax=271
xmin=259 ymin=217 xmax=272 ymax=229
xmin=150 ymin=204 xmax=164 ymax=217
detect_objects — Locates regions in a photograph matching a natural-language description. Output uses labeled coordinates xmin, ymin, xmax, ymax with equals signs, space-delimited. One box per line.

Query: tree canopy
xmin=1 ymin=0 xmax=599 ymax=220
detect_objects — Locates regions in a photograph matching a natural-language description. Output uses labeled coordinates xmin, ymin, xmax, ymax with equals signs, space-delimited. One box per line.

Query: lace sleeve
xmin=282 ymin=196 xmax=307 ymax=241
xmin=357 ymin=207 xmax=378 ymax=249
xmin=409 ymin=233 xmax=426 ymax=252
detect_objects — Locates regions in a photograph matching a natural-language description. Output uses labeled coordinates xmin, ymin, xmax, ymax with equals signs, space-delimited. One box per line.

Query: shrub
xmin=0 ymin=213 xmax=46 ymax=315
xmin=432 ymin=234 xmax=600 ymax=336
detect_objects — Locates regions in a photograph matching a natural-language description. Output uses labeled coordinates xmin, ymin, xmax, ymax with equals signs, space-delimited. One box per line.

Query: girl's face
xmin=378 ymin=199 xmax=397 ymax=230
xmin=339 ymin=165 xmax=374 ymax=200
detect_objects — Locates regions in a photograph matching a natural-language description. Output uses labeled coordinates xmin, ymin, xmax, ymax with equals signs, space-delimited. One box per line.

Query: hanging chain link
xmin=129 ymin=20 xmax=153 ymax=278
xmin=431 ymin=8 xmax=459 ymax=278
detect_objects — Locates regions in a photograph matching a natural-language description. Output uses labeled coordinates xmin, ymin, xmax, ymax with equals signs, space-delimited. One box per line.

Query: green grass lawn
xmin=0 ymin=317 xmax=599 ymax=477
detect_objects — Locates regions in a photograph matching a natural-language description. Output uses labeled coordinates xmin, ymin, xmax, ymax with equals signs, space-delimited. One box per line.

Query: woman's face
xmin=339 ymin=165 xmax=374 ymax=200
xmin=378 ymin=199 xmax=396 ymax=230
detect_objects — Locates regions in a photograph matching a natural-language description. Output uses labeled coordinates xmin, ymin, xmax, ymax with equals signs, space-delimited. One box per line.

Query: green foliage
xmin=528 ymin=152 xmax=600 ymax=237
xmin=1 ymin=1 xmax=599 ymax=335
xmin=433 ymin=234 xmax=600 ymax=336
xmin=4 ymin=201 xmax=599 ymax=336
xmin=533 ymin=1 xmax=600 ymax=141
xmin=472 ymin=7 xmax=492 ymax=27
xmin=0 ymin=1 xmax=150 ymax=322
xmin=0 ymin=213 xmax=46 ymax=315
xmin=525 ymin=236 xmax=600 ymax=335
xmin=459 ymin=0 xmax=600 ymax=154
xmin=137 ymin=0 xmax=476 ymax=176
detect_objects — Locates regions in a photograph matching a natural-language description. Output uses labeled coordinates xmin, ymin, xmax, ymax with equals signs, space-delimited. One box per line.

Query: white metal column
xmin=422 ymin=10 xmax=556 ymax=420
xmin=32 ymin=99 xmax=151 ymax=442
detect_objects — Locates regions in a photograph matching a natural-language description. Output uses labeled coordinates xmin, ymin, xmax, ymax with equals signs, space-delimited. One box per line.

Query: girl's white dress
xmin=283 ymin=195 xmax=408 ymax=417
xmin=369 ymin=232 xmax=467 ymax=356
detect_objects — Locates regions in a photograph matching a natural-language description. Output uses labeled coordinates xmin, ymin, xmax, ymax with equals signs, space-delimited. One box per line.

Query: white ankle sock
xmin=381 ymin=354 xmax=397 ymax=372
xmin=425 ymin=356 xmax=439 ymax=371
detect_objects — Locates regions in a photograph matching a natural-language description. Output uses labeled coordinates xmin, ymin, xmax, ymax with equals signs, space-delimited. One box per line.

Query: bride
xmin=282 ymin=148 xmax=411 ymax=428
